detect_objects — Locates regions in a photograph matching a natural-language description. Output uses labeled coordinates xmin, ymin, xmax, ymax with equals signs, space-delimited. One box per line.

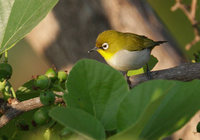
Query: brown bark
xmin=130 ymin=62 xmax=200 ymax=87
xmin=0 ymin=97 xmax=63 ymax=128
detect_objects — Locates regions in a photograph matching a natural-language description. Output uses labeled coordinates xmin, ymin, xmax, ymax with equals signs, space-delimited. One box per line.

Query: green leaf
xmin=193 ymin=51 xmax=200 ymax=63
xmin=146 ymin=55 xmax=158 ymax=70
xmin=110 ymin=80 xmax=200 ymax=140
xmin=66 ymin=59 xmax=129 ymax=130
xmin=117 ymin=80 xmax=169 ymax=131
xmin=16 ymin=79 xmax=39 ymax=101
xmin=127 ymin=55 xmax=158 ymax=76
xmin=49 ymin=107 xmax=106 ymax=140
xmin=140 ymin=80 xmax=200 ymax=139
xmin=60 ymin=127 xmax=72 ymax=136
xmin=0 ymin=0 xmax=58 ymax=54
xmin=0 ymin=0 xmax=15 ymax=44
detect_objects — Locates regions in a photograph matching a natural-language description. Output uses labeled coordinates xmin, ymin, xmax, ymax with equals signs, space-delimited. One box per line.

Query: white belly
xmin=106 ymin=49 xmax=150 ymax=71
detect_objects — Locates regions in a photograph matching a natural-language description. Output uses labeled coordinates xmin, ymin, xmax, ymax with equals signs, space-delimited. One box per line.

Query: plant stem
xmin=53 ymin=84 xmax=68 ymax=95
xmin=4 ymin=51 xmax=8 ymax=63
xmin=10 ymin=86 xmax=16 ymax=98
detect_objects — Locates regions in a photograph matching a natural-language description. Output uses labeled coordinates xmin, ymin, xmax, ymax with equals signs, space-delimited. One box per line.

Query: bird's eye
xmin=102 ymin=43 xmax=109 ymax=50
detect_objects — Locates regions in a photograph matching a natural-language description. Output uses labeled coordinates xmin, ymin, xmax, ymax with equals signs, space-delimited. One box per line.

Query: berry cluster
xmin=32 ymin=68 xmax=68 ymax=125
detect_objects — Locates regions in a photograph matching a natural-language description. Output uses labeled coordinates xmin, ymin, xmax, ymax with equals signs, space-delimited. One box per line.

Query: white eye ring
xmin=102 ymin=43 xmax=109 ymax=50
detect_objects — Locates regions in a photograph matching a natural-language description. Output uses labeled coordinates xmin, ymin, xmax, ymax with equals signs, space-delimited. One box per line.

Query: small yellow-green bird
xmin=88 ymin=30 xmax=166 ymax=72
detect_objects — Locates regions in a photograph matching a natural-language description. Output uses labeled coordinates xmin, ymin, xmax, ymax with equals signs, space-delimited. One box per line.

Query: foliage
xmin=0 ymin=0 xmax=58 ymax=54
xmin=60 ymin=59 xmax=200 ymax=140
xmin=0 ymin=0 xmax=200 ymax=140
xmin=193 ymin=51 xmax=200 ymax=63
xmin=49 ymin=107 xmax=106 ymax=140
xmin=112 ymin=79 xmax=200 ymax=140
xmin=1 ymin=59 xmax=200 ymax=140
xmin=66 ymin=59 xmax=129 ymax=130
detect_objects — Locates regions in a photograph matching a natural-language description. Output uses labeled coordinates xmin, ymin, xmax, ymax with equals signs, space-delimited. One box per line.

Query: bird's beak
xmin=88 ymin=47 xmax=98 ymax=53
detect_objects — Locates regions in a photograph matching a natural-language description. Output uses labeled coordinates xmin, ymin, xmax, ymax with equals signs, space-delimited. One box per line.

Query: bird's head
xmin=89 ymin=30 xmax=124 ymax=60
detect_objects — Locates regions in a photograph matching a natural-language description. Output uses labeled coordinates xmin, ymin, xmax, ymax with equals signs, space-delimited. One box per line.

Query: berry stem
xmin=53 ymin=84 xmax=68 ymax=95
xmin=4 ymin=51 xmax=8 ymax=63
xmin=10 ymin=86 xmax=16 ymax=98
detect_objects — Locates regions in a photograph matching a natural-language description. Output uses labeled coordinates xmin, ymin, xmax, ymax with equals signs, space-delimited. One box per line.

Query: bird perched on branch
xmin=89 ymin=30 xmax=166 ymax=72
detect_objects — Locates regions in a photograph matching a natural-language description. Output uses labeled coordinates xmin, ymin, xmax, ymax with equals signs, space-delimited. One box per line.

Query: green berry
xmin=40 ymin=91 xmax=55 ymax=105
xmin=196 ymin=121 xmax=200 ymax=132
xmin=0 ymin=63 xmax=12 ymax=80
xmin=45 ymin=68 xmax=57 ymax=82
xmin=33 ymin=108 xmax=50 ymax=125
xmin=58 ymin=71 xmax=67 ymax=82
xmin=34 ymin=75 xmax=50 ymax=89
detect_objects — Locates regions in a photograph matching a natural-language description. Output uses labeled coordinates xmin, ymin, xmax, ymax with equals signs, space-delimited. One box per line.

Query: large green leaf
xmin=110 ymin=80 xmax=200 ymax=140
xmin=65 ymin=59 xmax=129 ymax=130
xmin=0 ymin=0 xmax=58 ymax=54
xmin=140 ymin=80 xmax=200 ymax=139
xmin=117 ymin=80 xmax=170 ymax=131
xmin=49 ymin=107 xmax=106 ymax=140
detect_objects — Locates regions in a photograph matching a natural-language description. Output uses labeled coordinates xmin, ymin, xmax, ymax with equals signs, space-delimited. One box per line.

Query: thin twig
xmin=171 ymin=0 xmax=200 ymax=50
xmin=191 ymin=0 xmax=197 ymax=18
xmin=0 ymin=97 xmax=63 ymax=128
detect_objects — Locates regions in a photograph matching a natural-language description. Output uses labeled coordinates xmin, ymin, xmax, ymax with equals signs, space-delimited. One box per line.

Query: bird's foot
xmin=121 ymin=71 xmax=131 ymax=88
xmin=146 ymin=70 xmax=152 ymax=80
xmin=126 ymin=75 xmax=131 ymax=88
xmin=146 ymin=64 xmax=152 ymax=80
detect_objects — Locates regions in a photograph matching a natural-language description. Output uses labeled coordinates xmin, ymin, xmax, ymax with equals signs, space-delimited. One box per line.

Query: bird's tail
xmin=155 ymin=41 xmax=167 ymax=45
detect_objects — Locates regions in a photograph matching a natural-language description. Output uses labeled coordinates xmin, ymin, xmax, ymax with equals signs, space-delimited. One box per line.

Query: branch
xmin=171 ymin=0 xmax=200 ymax=50
xmin=0 ymin=97 xmax=63 ymax=128
xmin=1 ymin=63 xmax=200 ymax=128
xmin=130 ymin=62 xmax=200 ymax=87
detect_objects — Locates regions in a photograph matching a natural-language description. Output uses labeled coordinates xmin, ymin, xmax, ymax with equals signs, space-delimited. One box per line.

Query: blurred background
xmin=7 ymin=0 xmax=200 ymax=139
xmin=10 ymin=0 xmax=200 ymax=89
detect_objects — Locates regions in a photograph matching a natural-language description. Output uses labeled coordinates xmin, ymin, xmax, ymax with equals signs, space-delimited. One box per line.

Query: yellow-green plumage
xmin=96 ymin=30 xmax=161 ymax=50
xmin=92 ymin=30 xmax=166 ymax=71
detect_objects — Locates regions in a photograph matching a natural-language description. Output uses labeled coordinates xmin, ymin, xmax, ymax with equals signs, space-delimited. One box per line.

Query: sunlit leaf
xmin=49 ymin=107 xmax=106 ymax=140
xmin=65 ymin=59 xmax=129 ymax=130
xmin=0 ymin=0 xmax=58 ymax=54
xmin=110 ymin=80 xmax=200 ymax=140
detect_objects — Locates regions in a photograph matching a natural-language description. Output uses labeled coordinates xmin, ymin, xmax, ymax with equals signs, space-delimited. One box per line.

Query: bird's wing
xmin=124 ymin=33 xmax=157 ymax=51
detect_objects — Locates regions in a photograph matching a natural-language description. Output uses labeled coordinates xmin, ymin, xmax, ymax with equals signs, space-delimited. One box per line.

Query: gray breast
xmin=106 ymin=49 xmax=150 ymax=71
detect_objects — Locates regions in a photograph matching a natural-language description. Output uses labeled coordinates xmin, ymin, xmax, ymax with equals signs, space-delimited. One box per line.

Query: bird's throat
xmin=97 ymin=49 xmax=114 ymax=61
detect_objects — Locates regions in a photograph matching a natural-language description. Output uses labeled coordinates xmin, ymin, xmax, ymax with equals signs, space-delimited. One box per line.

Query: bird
xmin=88 ymin=30 xmax=166 ymax=73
